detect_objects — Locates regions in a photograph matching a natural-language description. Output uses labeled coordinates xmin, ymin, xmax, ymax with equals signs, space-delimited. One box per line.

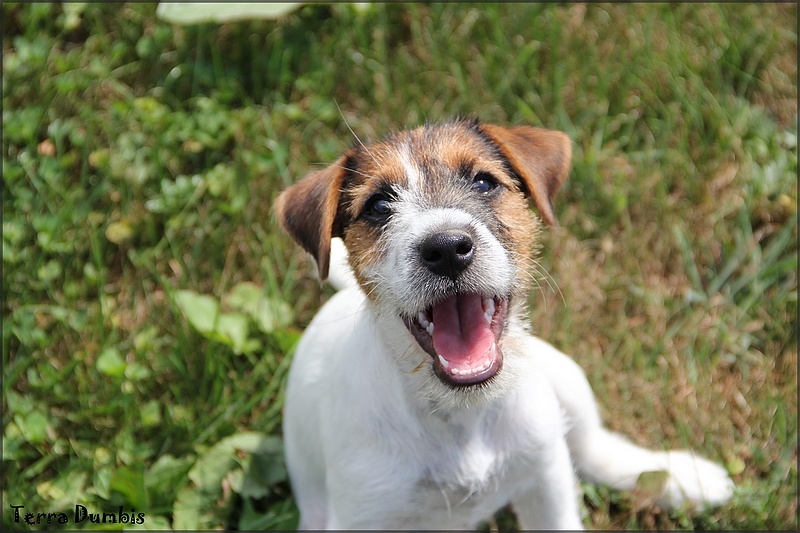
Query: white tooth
xmin=426 ymin=322 xmax=434 ymax=336
xmin=438 ymin=354 xmax=449 ymax=369
xmin=417 ymin=312 xmax=430 ymax=328
xmin=483 ymin=297 xmax=495 ymax=324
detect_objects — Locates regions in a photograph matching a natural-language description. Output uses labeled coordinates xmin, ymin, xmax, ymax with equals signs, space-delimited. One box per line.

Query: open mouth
xmin=402 ymin=293 xmax=508 ymax=387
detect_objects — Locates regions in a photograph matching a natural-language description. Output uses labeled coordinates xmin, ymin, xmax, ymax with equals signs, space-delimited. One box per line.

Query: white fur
xmin=366 ymin=199 xmax=515 ymax=317
xmin=400 ymin=142 xmax=422 ymax=188
xmin=284 ymin=236 xmax=734 ymax=529
xmin=326 ymin=237 xmax=356 ymax=291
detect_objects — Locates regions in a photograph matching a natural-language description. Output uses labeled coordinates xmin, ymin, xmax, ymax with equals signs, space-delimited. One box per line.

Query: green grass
xmin=3 ymin=2 xmax=797 ymax=530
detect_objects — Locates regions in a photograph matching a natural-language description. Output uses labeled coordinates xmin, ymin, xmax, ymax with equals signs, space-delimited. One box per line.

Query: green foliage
xmin=172 ymin=432 xmax=293 ymax=530
xmin=173 ymin=283 xmax=293 ymax=355
xmin=3 ymin=2 xmax=796 ymax=530
xmin=5 ymin=429 xmax=287 ymax=530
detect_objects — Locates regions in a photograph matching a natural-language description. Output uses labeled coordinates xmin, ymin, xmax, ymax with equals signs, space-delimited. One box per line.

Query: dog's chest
xmin=406 ymin=416 xmax=540 ymax=523
xmin=423 ymin=425 xmax=497 ymax=488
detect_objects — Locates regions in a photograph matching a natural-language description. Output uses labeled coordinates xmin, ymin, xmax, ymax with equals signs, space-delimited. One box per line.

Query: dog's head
xmin=275 ymin=118 xmax=570 ymax=394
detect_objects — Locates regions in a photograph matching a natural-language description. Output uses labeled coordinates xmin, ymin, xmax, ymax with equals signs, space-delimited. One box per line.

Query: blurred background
xmin=3 ymin=2 xmax=797 ymax=530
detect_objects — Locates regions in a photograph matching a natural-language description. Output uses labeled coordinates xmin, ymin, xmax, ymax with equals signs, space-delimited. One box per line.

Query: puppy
xmin=274 ymin=118 xmax=734 ymax=529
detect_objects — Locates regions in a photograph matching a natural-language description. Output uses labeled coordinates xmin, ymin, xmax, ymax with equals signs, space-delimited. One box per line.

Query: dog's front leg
xmin=512 ymin=436 xmax=584 ymax=530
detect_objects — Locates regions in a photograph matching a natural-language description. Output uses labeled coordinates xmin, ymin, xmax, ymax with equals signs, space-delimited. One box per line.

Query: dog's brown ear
xmin=481 ymin=124 xmax=571 ymax=226
xmin=274 ymin=157 xmax=349 ymax=280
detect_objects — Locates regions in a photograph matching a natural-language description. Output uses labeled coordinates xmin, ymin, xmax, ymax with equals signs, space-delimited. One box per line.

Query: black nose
xmin=419 ymin=230 xmax=475 ymax=280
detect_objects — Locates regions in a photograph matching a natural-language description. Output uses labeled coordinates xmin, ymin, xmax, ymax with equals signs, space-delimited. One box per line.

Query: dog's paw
xmin=656 ymin=450 xmax=735 ymax=510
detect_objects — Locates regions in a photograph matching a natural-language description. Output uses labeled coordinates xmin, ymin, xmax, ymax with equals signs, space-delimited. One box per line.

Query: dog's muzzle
xmin=402 ymin=230 xmax=508 ymax=387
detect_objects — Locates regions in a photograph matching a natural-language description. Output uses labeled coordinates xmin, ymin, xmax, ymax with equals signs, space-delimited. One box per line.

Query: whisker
xmin=331 ymin=164 xmax=375 ymax=181
xmin=335 ymin=99 xmax=380 ymax=167
xmin=530 ymin=257 xmax=565 ymax=306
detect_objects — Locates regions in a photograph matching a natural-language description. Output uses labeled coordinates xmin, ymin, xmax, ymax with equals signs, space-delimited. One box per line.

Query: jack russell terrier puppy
xmin=274 ymin=118 xmax=734 ymax=529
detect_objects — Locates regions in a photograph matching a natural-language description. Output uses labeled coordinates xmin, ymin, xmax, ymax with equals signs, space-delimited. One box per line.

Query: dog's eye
xmin=472 ymin=172 xmax=499 ymax=194
xmin=363 ymin=193 xmax=392 ymax=222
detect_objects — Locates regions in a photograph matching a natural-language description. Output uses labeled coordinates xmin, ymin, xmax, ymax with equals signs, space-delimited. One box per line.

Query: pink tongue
xmin=431 ymin=293 xmax=496 ymax=369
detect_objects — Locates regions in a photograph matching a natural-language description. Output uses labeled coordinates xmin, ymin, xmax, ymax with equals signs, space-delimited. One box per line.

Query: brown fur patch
xmin=274 ymin=155 xmax=351 ymax=280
